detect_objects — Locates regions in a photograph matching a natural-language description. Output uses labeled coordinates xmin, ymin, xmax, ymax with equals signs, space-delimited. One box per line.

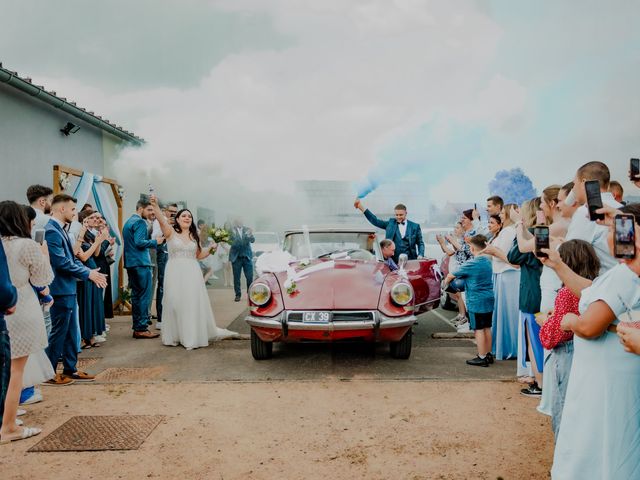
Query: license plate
xmin=302 ymin=311 xmax=331 ymax=323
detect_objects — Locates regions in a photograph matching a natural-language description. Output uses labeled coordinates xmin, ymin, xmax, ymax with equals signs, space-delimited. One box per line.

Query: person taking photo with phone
xmin=539 ymin=203 xmax=640 ymax=479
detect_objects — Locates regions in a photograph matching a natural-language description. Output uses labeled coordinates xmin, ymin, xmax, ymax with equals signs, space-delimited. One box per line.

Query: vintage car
xmin=245 ymin=226 xmax=441 ymax=360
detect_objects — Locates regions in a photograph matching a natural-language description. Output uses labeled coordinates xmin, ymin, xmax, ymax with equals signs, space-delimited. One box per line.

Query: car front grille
xmin=286 ymin=311 xmax=375 ymax=322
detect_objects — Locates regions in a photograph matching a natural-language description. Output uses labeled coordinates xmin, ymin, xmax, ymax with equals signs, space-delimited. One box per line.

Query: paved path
xmin=85 ymin=288 xmax=518 ymax=383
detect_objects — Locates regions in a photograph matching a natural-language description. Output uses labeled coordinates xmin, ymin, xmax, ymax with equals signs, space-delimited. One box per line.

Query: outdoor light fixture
xmin=60 ymin=122 xmax=81 ymax=136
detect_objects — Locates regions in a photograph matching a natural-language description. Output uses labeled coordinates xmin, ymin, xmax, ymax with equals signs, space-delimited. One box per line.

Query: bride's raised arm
xmin=150 ymin=194 xmax=173 ymax=240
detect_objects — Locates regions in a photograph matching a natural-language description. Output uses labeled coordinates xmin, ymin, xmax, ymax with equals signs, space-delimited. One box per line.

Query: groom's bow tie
xmin=397 ymin=221 xmax=406 ymax=226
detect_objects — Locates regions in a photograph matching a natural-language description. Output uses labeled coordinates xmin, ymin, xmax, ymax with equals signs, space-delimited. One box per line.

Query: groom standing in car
xmin=229 ymin=218 xmax=255 ymax=302
xmin=355 ymin=199 xmax=424 ymax=263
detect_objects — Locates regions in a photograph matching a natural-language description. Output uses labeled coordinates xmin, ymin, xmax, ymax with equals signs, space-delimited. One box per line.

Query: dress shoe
xmin=234 ymin=295 xmax=241 ymax=302
xmin=133 ymin=330 xmax=160 ymax=339
xmin=486 ymin=352 xmax=495 ymax=364
xmin=466 ymin=355 xmax=489 ymax=367
xmin=43 ymin=374 xmax=75 ymax=386
xmin=62 ymin=371 xmax=95 ymax=382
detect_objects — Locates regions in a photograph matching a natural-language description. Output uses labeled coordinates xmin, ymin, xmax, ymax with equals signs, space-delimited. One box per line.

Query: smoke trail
xmin=354 ymin=120 xmax=486 ymax=199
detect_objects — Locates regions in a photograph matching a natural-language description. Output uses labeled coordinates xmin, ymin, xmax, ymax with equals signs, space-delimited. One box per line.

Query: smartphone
xmin=148 ymin=183 xmax=155 ymax=195
xmin=585 ymin=180 xmax=604 ymax=221
xmin=34 ymin=229 xmax=45 ymax=245
xmin=536 ymin=210 xmax=546 ymax=225
xmin=534 ymin=226 xmax=550 ymax=258
xmin=614 ymin=214 xmax=636 ymax=259
xmin=631 ymin=158 xmax=640 ymax=180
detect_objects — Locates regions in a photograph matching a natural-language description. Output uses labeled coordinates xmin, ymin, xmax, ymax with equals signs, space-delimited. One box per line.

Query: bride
xmin=150 ymin=195 xmax=237 ymax=350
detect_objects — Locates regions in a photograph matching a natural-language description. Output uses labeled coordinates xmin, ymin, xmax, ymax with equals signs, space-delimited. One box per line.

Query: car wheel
xmin=251 ymin=329 xmax=273 ymax=360
xmin=389 ymin=329 xmax=412 ymax=359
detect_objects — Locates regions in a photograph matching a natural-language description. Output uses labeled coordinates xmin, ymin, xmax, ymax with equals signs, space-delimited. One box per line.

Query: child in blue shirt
xmin=445 ymin=235 xmax=495 ymax=367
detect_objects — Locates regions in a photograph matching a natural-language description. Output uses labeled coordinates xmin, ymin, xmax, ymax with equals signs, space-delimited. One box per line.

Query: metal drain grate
xmin=56 ymin=357 xmax=100 ymax=373
xmin=28 ymin=415 xmax=164 ymax=452
xmin=95 ymin=367 xmax=166 ymax=382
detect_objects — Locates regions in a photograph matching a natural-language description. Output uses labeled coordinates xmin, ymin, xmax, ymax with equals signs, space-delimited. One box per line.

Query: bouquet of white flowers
xmin=208 ymin=226 xmax=232 ymax=245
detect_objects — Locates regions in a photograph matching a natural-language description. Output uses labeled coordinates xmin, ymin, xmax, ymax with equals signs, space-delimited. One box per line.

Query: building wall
xmin=0 ymin=82 xmax=125 ymax=202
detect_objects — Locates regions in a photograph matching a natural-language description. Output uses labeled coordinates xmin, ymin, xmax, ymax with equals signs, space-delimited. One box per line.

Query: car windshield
xmin=254 ymin=233 xmax=278 ymax=244
xmin=283 ymin=232 xmax=382 ymax=261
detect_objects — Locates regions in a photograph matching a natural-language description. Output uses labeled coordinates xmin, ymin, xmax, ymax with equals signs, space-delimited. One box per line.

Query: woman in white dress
xmin=150 ymin=196 xmax=237 ymax=350
xmin=0 ymin=201 xmax=54 ymax=443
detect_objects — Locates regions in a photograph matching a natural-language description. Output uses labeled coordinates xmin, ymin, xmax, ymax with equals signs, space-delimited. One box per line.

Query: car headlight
xmin=390 ymin=282 xmax=413 ymax=306
xmin=249 ymin=283 xmax=272 ymax=306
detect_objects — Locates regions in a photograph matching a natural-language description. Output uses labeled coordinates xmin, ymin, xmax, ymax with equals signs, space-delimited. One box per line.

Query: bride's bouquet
xmin=208 ymin=226 xmax=233 ymax=250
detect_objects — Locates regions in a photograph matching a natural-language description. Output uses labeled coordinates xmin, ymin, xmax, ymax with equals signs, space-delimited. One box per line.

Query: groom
xmin=355 ymin=199 xmax=424 ymax=262
xmin=229 ymin=218 xmax=254 ymax=302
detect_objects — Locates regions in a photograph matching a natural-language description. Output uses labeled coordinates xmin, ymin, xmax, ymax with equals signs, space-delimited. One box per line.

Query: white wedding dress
xmin=161 ymin=235 xmax=237 ymax=350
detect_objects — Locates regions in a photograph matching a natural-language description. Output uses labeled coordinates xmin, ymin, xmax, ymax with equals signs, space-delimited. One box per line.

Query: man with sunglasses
xmin=152 ymin=203 xmax=178 ymax=330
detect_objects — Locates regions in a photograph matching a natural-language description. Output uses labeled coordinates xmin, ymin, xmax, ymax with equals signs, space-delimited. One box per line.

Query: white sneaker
xmin=457 ymin=322 xmax=471 ymax=333
xmin=93 ymin=335 xmax=107 ymax=343
xmin=155 ymin=322 xmax=162 ymax=330
xmin=453 ymin=314 xmax=467 ymax=326
xmin=20 ymin=391 xmax=43 ymax=405
xmin=105 ymin=324 xmax=111 ymax=332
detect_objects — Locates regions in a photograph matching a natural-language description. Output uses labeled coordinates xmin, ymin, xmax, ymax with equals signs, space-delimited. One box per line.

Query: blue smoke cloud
xmin=488 ymin=167 xmax=537 ymax=205
xmin=355 ymin=120 xmax=486 ymax=198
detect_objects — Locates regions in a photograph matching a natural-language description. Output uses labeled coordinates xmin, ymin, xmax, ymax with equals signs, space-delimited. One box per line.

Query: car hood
xmin=273 ymin=259 xmax=390 ymax=310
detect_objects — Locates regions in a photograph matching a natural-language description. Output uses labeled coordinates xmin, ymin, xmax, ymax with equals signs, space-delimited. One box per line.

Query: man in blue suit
xmin=355 ymin=199 xmax=424 ymax=263
xmin=229 ymin=219 xmax=254 ymax=302
xmin=123 ymin=198 xmax=164 ymax=338
xmin=0 ymin=240 xmax=18 ymax=426
xmin=45 ymin=194 xmax=107 ymax=385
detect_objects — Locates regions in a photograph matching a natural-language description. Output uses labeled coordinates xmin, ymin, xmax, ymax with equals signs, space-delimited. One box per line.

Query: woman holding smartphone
xmin=544 ymin=203 xmax=640 ymax=478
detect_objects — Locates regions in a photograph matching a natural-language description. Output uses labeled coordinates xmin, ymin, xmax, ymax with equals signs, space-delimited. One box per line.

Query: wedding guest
xmin=437 ymin=222 xmax=469 ymax=327
xmin=482 ymin=204 xmax=520 ymax=360
xmin=557 ymin=182 xmax=578 ymax=222
xmin=152 ymin=203 xmax=177 ymax=330
xmin=0 ymin=239 xmax=18 ymax=430
xmin=566 ymin=161 xmax=622 ymax=273
xmin=26 ymin=185 xmax=53 ymax=342
xmin=448 ymin=210 xmax=477 ymax=332
xmin=537 ymin=239 xmax=600 ymax=439
xmin=473 ymin=195 xmax=504 ymax=237
xmin=229 ymin=218 xmax=255 ymax=302
xmin=354 ymin=199 xmax=424 ymax=262
xmin=380 ymin=240 xmax=398 ymax=271
xmin=75 ymin=210 xmax=108 ymax=349
xmin=93 ymin=215 xmax=115 ymax=321
xmin=123 ymin=198 xmax=163 ymax=338
xmin=26 ymin=185 xmax=53 ymax=232
xmin=608 ymin=180 xmax=624 ymax=204
xmin=508 ymin=198 xmax=543 ymax=394
xmin=45 ymin=194 xmax=106 ymax=384
xmin=0 ymin=201 xmax=53 ymax=443
xmin=549 ymin=203 xmax=640 ymax=478
xmin=445 ymin=235 xmax=494 ymax=367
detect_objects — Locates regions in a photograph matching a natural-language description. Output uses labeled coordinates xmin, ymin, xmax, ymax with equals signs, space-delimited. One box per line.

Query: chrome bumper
xmin=245 ymin=311 xmax=416 ymax=332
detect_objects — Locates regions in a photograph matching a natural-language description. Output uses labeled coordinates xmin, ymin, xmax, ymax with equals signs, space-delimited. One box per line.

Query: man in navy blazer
xmin=123 ymin=198 xmax=164 ymax=338
xmin=45 ymin=194 xmax=107 ymax=385
xmin=0 ymin=240 xmax=18 ymax=425
xmin=229 ymin=219 xmax=254 ymax=302
xmin=355 ymin=199 xmax=424 ymax=263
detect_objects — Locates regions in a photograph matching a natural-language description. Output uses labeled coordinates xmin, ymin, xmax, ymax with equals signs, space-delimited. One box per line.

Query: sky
xmin=2 ymin=0 xmax=639 ymax=217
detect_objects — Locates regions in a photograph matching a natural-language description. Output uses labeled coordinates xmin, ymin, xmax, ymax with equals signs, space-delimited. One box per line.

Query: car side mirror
xmin=398 ymin=253 xmax=408 ymax=270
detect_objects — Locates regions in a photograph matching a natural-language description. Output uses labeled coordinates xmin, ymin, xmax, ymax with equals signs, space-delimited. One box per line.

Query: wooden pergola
xmin=53 ymin=164 xmax=130 ymax=314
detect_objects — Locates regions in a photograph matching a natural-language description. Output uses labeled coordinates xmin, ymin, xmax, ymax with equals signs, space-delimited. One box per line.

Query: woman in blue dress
xmin=75 ymin=211 xmax=108 ymax=349
xmin=551 ymin=204 xmax=640 ymax=479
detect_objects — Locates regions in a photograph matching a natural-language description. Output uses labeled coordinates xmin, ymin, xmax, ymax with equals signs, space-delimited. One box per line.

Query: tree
xmin=488 ymin=168 xmax=537 ymax=205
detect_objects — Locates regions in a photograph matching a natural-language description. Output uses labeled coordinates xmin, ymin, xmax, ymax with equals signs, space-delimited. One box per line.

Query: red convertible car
xmin=245 ymin=227 xmax=441 ymax=360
